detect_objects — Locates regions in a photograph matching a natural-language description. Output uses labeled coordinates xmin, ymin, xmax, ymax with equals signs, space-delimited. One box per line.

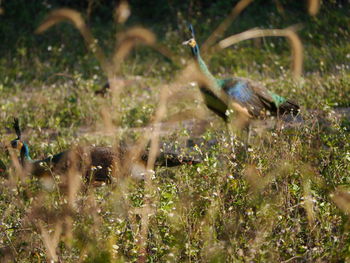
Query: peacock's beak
xmin=183 ymin=38 xmax=196 ymax=48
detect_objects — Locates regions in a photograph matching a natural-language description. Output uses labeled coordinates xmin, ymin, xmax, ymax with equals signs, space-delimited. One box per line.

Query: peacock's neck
xmin=192 ymin=46 xmax=222 ymax=91
xmin=20 ymin=142 xmax=32 ymax=164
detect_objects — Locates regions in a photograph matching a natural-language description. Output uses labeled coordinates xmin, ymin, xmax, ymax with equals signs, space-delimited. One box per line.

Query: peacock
xmin=182 ymin=24 xmax=300 ymax=123
xmin=11 ymin=118 xmax=74 ymax=178
xmin=10 ymin=118 xmax=201 ymax=183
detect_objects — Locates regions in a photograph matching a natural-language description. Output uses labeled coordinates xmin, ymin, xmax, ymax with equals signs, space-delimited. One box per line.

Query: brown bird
xmin=10 ymin=118 xmax=201 ymax=184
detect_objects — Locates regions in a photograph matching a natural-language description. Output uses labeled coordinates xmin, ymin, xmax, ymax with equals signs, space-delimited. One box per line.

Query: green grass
xmin=1 ymin=2 xmax=350 ymax=262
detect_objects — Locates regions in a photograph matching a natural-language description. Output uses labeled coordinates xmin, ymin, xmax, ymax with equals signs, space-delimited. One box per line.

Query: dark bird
xmin=182 ymin=24 xmax=300 ymax=122
xmin=10 ymin=118 xmax=201 ymax=183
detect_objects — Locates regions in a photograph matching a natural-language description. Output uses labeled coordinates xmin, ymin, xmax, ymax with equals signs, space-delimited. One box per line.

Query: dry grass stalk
xmin=331 ymin=188 xmax=350 ymax=214
xmin=35 ymin=7 xmax=176 ymax=139
xmin=217 ymin=26 xmax=303 ymax=78
xmin=114 ymin=27 xmax=178 ymax=71
xmin=247 ymin=202 xmax=279 ymax=260
xmin=134 ymin=85 xmax=169 ymax=262
xmin=300 ymin=164 xmax=319 ymax=226
xmin=113 ymin=27 xmax=156 ymax=72
xmin=67 ymin=150 xmax=82 ymax=209
xmin=6 ymin=142 xmax=26 ymax=180
xmin=123 ymin=63 xmax=202 ymax=164
xmin=35 ymin=7 xmax=165 ymax=190
xmin=202 ymin=0 xmax=253 ymax=52
xmin=39 ymin=221 xmax=63 ymax=262
xmin=303 ymin=179 xmax=315 ymax=226
xmin=86 ymin=0 xmax=96 ymax=20
xmin=114 ymin=0 xmax=130 ymax=24
xmin=35 ymin=8 xmax=110 ymax=76
xmin=244 ymin=165 xmax=269 ymax=193
xmin=130 ymin=56 xmax=254 ymax=259
xmin=28 ymin=4 xmax=304 ymax=261
xmin=145 ymin=87 xmax=169 ymax=173
xmin=35 ymin=7 xmax=159 ymax=99
xmin=273 ymin=0 xmax=285 ymax=15
xmin=307 ymin=0 xmax=320 ymax=16
xmin=100 ymin=106 xmax=114 ymax=133
xmin=133 ymin=62 xmax=215 ymax=261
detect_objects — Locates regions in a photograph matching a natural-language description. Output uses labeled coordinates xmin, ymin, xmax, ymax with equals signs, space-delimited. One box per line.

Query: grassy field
xmin=0 ymin=1 xmax=350 ymax=262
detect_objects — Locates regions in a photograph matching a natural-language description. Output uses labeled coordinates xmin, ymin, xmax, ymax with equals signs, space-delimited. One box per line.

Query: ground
xmin=0 ymin=1 xmax=350 ymax=262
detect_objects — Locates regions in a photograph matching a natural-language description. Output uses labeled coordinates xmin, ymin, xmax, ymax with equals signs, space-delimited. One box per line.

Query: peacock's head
xmin=182 ymin=24 xmax=200 ymax=56
xmin=9 ymin=118 xmax=31 ymax=163
xmin=183 ymin=37 xmax=200 ymax=57
xmin=11 ymin=138 xmax=23 ymax=150
xmin=182 ymin=38 xmax=197 ymax=48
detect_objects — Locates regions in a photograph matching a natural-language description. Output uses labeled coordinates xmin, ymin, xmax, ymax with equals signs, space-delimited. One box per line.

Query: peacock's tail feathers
xmin=13 ymin=118 xmax=21 ymax=139
xmin=277 ymin=99 xmax=300 ymax=116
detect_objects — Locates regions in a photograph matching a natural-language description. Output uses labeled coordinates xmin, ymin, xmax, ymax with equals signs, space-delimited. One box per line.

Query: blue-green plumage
xmin=267 ymin=91 xmax=287 ymax=107
xmin=225 ymin=80 xmax=253 ymax=103
xmin=183 ymin=25 xmax=299 ymax=121
xmin=12 ymin=138 xmax=70 ymax=177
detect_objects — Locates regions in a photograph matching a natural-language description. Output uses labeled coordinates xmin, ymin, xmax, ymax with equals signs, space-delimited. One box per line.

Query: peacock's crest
xmin=11 ymin=118 xmax=23 ymax=150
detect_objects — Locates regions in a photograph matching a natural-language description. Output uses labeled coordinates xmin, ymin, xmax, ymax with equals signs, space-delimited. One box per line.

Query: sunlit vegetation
xmin=0 ymin=0 xmax=350 ymax=262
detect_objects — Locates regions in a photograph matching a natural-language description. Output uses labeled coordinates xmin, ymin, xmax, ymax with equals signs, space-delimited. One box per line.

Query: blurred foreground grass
xmin=0 ymin=1 xmax=350 ymax=262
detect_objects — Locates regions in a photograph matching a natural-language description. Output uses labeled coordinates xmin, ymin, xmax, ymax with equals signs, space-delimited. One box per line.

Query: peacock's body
xmin=183 ymin=25 xmax=300 ymax=122
xmin=10 ymin=119 xmax=201 ymax=183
